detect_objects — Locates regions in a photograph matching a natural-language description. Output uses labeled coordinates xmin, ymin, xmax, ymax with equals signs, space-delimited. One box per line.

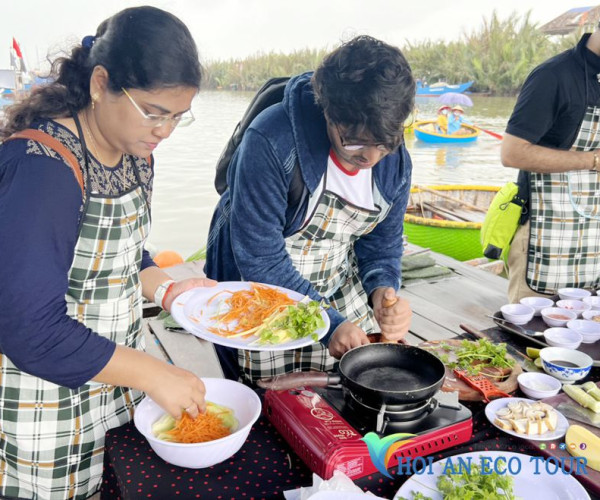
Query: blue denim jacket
xmin=205 ymin=72 xmax=413 ymax=338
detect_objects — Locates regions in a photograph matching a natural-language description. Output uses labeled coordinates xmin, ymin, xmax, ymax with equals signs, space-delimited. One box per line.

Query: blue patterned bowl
xmin=539 ymin=347 xmax=592 ymax=383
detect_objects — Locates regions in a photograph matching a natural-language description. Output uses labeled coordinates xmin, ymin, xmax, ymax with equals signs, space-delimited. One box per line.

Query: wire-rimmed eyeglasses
xmin=121 ymin=88 xmax=195 ymax=129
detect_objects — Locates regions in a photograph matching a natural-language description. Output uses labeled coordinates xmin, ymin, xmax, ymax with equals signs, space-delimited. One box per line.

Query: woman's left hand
xmin=163 ymin=278 xmax=218 ymax=312
xmin=372 ymin=287 xmax=411 ymax=341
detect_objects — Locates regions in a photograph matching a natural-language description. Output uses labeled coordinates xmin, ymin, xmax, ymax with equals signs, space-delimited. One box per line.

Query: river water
xmin=149 ymin=91 xmax=519 ymax=258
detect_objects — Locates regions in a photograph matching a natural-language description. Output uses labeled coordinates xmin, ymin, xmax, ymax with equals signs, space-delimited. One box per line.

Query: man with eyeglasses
xmin=205 ymin=36 xmax=415 ymax=383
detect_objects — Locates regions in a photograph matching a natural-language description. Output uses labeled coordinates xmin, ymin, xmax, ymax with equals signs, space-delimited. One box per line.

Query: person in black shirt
xmin=501 ymin=28 xmax=600 ymax=302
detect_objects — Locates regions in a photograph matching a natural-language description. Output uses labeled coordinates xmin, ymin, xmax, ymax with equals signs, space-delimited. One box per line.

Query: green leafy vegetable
xmin=425 ymin=339 xmax=515 ymax=378
xmin=251 ymin=300 xmax=327 ymax=345
xmin=398 ymin=458 xmax=516 ymax=500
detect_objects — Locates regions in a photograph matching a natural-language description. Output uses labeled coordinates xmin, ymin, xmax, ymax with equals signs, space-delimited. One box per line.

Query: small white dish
xmin=517 ymin=372 xmax=562 ymax=399
xmin=582 ymin=309 xmax=600 ymax=322
xmin=500 ymin=303 xmax=534 ymax=325
xmin=519 ymin=296 xmax=554 ymax=316
xmin=543 ymin=327 xmax=583 ymax=350
xmin=555 ymin=299 xmax=591 ymax=318
xmin=557 ymin=287 xmax=592 ymax=301
xmin=540 ymin=307 xmax=578 ymax=327
xmin=582 ymin=296 xmax=600 ymax=309
xmin=566 ymin=319 xmax=600 ymax=344
xmin=539 ymin=347 xmax=593 ymax=383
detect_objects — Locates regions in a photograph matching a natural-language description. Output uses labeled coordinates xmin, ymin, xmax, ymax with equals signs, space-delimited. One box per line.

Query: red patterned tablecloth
xmin=102 ymin=328 xmax=599 ymax=499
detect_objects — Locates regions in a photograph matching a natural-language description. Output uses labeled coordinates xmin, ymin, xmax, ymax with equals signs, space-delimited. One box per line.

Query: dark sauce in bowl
xmin=550 ymin=360 xmax=579 ymax=368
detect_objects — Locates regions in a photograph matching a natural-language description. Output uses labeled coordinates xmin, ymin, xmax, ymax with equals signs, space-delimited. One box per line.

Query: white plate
xmin=484 ymin=397 xmax=569 ymax=441
xmin=170 ymin=281 xmax=329 ymax=351
xmin=393 ymin=451 xmax=590 ymax=500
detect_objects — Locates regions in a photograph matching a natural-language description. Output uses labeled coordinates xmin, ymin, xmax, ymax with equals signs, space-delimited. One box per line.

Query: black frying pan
xmin=257 ymin=343 xmax=446 ymax=407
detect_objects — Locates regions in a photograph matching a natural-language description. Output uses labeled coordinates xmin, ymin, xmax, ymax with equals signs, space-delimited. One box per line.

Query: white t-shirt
xmin=305 ymin=150 xmax=375 ymax=223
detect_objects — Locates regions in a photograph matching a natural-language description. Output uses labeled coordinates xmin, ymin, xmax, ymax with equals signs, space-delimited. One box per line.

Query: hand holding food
xmin=163 ymin=277 xmax=218 ymax=312
xmin=143 ymin=364 xmax=207 ymax=419
xmin=152 ymin=402 xmax=238 ymax=443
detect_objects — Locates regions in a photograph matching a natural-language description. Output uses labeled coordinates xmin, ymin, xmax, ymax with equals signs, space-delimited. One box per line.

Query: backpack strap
xmin=6 ymin=129 xmax=84 ymax=195
xmin=214 ymin=76 xmax=290 ymax=195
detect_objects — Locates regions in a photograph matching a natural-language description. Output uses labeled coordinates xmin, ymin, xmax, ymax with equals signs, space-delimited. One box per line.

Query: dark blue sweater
xmin=0 ymin=130 xmax=155 ymax=388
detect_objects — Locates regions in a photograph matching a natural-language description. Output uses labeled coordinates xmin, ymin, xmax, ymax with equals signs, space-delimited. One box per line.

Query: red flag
xmin=12 ymin=37 xmax=23 ymax=59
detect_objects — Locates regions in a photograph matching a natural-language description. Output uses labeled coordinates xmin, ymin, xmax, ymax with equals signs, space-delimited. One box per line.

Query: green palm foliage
xmin=203 ymin=11 xmax=590 ymax=95
xmin=203 ymin=48 xmax=329 ymax=90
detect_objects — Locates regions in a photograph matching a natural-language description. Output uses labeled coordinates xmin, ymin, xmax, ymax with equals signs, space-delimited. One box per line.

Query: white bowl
xmin=557 ymin=288 xmax=592 ymax=301
xmin=566 ymin=319 xmax=600 ymax=344
xmin=543 ymin=327 xmax=583 ymax=350
xmin=517 ymin=372 xmax=562 ymax=399
xmin=540 ymin=307 xmax=578 ymax=327
xmin=582 ymin=309 xmax=600 ymax=322
xmin=582 ymin=296 xmax=600 ymax=309
xmin=555 ymin=300 xmax=591 ymax=318
xmin=501 ymin=303 xmax=535 ymax=325
xmin=519 ymin=297 xmax=554 ymax=316
xmin=134 ymin=378 xmax=262 ymax=468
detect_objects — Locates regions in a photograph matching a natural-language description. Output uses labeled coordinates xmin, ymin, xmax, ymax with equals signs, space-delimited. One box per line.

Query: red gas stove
xmin=264 ymin=386 xmax=472 ymax=480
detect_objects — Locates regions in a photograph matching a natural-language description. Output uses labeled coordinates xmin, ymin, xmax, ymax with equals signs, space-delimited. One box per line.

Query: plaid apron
xmin=0 ymin=181 xmax=149 ymax=499
xmin=527 ymin=105 xmax=600 ymax=293
xmin=238 ymin=178 xmax=390 ymax=383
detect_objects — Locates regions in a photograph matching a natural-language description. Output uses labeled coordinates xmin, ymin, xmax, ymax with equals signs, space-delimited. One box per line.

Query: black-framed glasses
xmin=335 ymin=123 xmax=392 ymax=152
xmin=122 ymin=88 xmax=195 ymax=129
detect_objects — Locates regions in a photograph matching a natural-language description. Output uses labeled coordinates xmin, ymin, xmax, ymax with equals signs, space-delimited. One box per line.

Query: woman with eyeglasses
xmin=205 ymin=36 xmax=415 ymax=384
xmin=0 ymin=7 xmax=215 ymax=499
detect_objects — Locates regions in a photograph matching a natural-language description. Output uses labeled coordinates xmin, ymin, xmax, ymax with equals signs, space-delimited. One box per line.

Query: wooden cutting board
xmin=522 ymin=382 xmax=600 ymax=497
xmin=419 ymin=339 xmax=521 ymax=401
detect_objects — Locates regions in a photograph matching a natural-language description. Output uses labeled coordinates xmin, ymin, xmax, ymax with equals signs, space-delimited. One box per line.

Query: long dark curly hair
xmin=0 ymin=6 xmax=202 ymax=139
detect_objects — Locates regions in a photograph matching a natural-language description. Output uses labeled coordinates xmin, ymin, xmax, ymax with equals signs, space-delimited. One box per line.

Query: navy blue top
xmin=205 ymin=73 xmax=412 ymax=338
xmin=0 ymin=121 xmax=156 ymax=388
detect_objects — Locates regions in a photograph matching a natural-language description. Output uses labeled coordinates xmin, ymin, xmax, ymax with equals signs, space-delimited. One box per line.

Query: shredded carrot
xmin=207 ymin=283 xmax=296 ymax=337
xmin=206 ymin=289 xmax=235 ymax=306
xmin=165 ymin=411 xmax=231 ymax=444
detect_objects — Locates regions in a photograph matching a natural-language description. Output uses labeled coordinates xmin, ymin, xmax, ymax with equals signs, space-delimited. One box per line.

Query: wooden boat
xmin=416 ymin=80 xmax=474 ymax=96
xmin=404 ymin=185 xmax=499 ymax=262
xmin=414 ymin=120 xmax=479 ymax=143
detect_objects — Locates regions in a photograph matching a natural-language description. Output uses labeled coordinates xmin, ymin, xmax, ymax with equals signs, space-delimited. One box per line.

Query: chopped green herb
xmin=253 ymin=300 xmax=327 ymax=345
xmin=399 ymin=458 xmax=516 ymax=500
xmin=425 ymin=339 xmax=515 ymax=377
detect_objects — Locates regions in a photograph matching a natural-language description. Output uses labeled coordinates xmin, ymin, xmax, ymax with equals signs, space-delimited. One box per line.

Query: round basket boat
xmin=414 ymin=120 xmax=479 ymax=143
xmin=404 ymin=185 xmax=499 ymax=261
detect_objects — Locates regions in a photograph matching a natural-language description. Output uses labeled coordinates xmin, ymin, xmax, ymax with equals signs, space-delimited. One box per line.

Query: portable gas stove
xmin=264 ymin=386 xmax=472 ymax=480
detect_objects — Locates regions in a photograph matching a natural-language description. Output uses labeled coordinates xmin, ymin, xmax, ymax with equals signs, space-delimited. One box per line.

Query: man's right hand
xmin=327 ymin=321 xmax=370 ymax=359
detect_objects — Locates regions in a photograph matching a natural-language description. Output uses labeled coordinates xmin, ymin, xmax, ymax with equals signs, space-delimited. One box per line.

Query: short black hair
xmin=312 ymin=35 xmax=415 ymax=150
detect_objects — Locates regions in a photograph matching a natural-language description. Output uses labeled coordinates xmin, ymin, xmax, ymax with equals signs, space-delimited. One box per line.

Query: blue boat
xmin=414 ymin=120 xmax=479 ymax=143
xmin=416 ymin=80 xmax=474 ymax=96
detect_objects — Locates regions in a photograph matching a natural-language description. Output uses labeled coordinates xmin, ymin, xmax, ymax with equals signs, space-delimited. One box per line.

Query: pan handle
xmin=257 ymin=371 xmax=341 ymax=390
xmin=381 ymin=296 xmax=408 ymax=345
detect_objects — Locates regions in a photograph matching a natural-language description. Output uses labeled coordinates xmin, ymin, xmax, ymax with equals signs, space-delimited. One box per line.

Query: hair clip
xmin=82 ymin=36 xmax=96 ymax=50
